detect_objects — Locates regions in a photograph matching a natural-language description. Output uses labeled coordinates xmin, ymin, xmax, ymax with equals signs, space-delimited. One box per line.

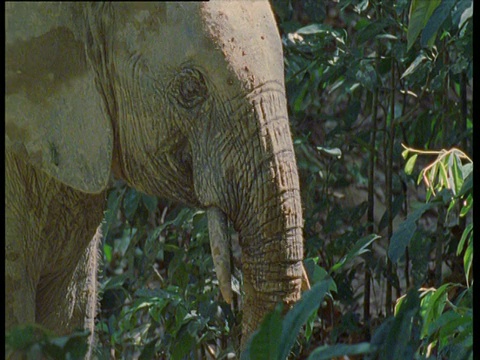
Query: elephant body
xmin=5 ymin=150 xmax=104 ymax=349
xmin=6 ymin=2 xmax=305 ymax=356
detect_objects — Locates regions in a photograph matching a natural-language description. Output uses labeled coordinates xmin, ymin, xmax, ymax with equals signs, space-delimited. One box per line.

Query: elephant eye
xmin=175 ymin=68 xmax=208 ymax=109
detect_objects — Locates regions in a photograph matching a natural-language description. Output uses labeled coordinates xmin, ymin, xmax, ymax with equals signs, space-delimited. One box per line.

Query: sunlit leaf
xmin=420 ymin=283 xmax=451 ymax=338
xmin=460 ymin=193 xmax=473 ymax=217
xmin=404 ymin=153 xmax=418 ymax=175
xmin=317 ymin=146 xmax=342 ymax=159
xmin=401 ymin=52 xmax=428 ymax=79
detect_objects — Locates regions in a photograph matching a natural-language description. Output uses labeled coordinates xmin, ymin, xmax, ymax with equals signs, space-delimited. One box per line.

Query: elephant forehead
xmin=113 ymin=2 xmax=283 ymax=94
xmin=115 ymin=3 xmax=213 ymax=66
xmin=200 ymin=1 xmax=285 ymax=91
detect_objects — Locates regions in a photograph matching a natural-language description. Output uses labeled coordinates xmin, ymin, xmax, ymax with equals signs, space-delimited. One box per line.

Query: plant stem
xmin=364 ymin=39 xmax=380 ymax=334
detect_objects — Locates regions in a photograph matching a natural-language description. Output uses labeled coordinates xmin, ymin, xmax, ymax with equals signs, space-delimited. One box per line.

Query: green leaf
xmin=463 ymin=238 xmax=473 ymax=285
xmin=401 ymin=52 xmax=428 ymax=79
xmin=249 ymin=306 xmax=283 ymax=360
xmin=388 ymin=202 xmax=436 ymax=263
xmin=456 ymin=223 xmax=472 ymax=256
xmin=278 ymin=280 xmax=332 ymax=360
xmin=308 ymin=342 xmax=372 ymax=360
xmin=317 ymin=146 xmax=342 ymax=159
xmin=434 ymin=309 xmax=472 ymax=342
xmin=304 ymin=259 xmax=337 ymax=293
xmin=296 ymin=23 xmax=330 ymax=35
xmin=404 ymin=153 xmax=418 ymax=175
xmin=124 ymin=188 xmax=141 ymax=221
xmin=407 ymin=0 xmax=442 ymax=50
xmin=141 ymin=193 xmax=158 ymax=214
xmin=451 ymin=153 xmax=464 ymax=195
xmin=102 ymin=187 xmax=126 ymax=239
xmin=420 ymin=283 xmax=451 ymax=338
xmin=386 ymin=289 xmax=420 ymax=359
xmin=139 ymin=340 xmax=157 ymax=360
xmin=103 ymin=243 xmax=113 ymax=263
xmin=421 ymin=0 xmax=455 ymax=47
xmin=330 ymin=234 xmax=380 ymax=273
xmin=356 ymin=19 xmax=390 ymax=44
xmin=451 ymin=0 xmax=473 ymax=30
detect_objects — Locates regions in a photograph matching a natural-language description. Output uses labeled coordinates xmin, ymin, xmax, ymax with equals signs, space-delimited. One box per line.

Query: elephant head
xmin=6 ymin=2 xmax=306 ymax=344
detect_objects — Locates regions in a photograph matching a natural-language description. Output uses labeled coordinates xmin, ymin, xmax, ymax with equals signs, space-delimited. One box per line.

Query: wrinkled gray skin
xmin=6 ymin=2 xmax=305 ymax=356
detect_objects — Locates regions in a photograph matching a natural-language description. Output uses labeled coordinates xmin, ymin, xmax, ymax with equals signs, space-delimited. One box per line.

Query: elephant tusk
xmin=207 ymin=207 xmax=233 ymax=304
xmin=301 ymin=263 xmax=311 ymax=291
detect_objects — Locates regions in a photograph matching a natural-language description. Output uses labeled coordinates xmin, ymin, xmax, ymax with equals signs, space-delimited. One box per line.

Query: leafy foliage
xmin=93 ymin=2 xmax=473 ymax=356
xmin=7 ymin=0 xmax=471 ymax=358
xmin=5 ymin=324 xmax=90 ymax=359
xmin=95 ymin=183 xmax=238 ymax=359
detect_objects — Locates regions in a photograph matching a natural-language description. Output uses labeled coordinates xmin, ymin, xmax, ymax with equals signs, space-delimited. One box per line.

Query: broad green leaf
xmin=278 ymin=280 xmax=332 ymax=360
xmin=368 ymin=317 xmax=395 ymax=358
xmin=386 ymin=289 xmax=420 ymax=359
xmin=402 ymin=148 xmax=409 ymax=159
xmin=407 ymin=0 xmax=442 ymax=50
xmin=457 ymin=170 xmax=473 ymax=197
xmin=438 ymin=161 xmax=449 ymax=191
xmin=124 ymin=188 xmax=141 ymax=221
xmin=451 ymin=0 xmax=473 ymax=30
xmin=421 ymin=283 xmax=451 ymax=337
xmin=451 ymin=153 xmax=464 ymax=195
xmin=388 ymin=202 xmax=436 ymax=263
xmin=249 ymin=306 xmax=282 ymax=360
xmin=356 ymin=19 xmax=390 ymax=44
xmin=304 ymin=259 xmax=337 ymax=292
xmin=139 ymin=340 xmax=157 ymax=360
xmin=460 ymin=193 xmax=473 ymax=216
xmin=404 ymin=153 xmax=418 ymax=175
xmin=435 ymin=309 xmax=472 ymax=341
xmin=307 ymin=342 xmax=372 ymax=360
xmin=421 ymin=0 xmax=455 ymax=47
xmin=464 ymin=238 xmax=473 ymax=285
xmin=142 ymin=193 xmax=158 ymax=214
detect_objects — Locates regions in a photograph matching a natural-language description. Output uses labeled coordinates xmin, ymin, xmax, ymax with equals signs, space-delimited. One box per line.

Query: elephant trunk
xmin=197 ymin=85 xmax=304 ymax=343
xmin=236 ymin=88 xmax=304 ymax=341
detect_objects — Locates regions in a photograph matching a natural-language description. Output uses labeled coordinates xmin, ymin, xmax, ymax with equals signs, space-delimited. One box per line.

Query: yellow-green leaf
xmin=405 ymin=153 xmax=418 ymax=175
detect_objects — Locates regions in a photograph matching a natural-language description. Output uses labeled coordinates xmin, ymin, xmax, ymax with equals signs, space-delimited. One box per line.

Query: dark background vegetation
xmin=6 ymin=1 xmax=472 ymax=359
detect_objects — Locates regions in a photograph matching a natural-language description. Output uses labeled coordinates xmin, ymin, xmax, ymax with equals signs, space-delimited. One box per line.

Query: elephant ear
xmin=5 ymin=3 xmax=112 ymax=194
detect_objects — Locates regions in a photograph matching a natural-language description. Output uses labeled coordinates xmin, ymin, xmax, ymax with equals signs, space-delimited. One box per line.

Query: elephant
xmin=5 ymin=1 xmax=308 ymax=356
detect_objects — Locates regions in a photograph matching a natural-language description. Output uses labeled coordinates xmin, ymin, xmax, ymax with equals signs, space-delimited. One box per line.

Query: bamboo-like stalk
xmin=385 ymin=57 xmax=396 ymax=317
xmin=364 ymin=39 xmax=380 ymax=333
